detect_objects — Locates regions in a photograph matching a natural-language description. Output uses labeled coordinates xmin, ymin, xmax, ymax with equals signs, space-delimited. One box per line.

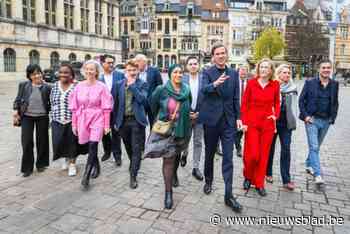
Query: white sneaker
xmin=315 ymin=175 xmax=325 ymax=184
xmin=61 ymin=158 xmax=68 ymax=170
xmin=305 ymin=167 xmax=314 ymax=176
xmin=68 ymin=163 xmax=77 ymax=177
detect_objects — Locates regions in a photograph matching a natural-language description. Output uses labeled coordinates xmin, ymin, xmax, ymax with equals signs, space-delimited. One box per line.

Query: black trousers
xmin=87 ymin=141 xmax=99 ymax=166
xmin=204 ymin=118 xmax=235 ymax=199
xmin=51 ymin=121 xmax=77 ymax=161
xmin=21 ymin=115 xmax=49 ymax=173
xmin=102 ymin=128 xmax=122 ymax=160
xmin=119 ymin=118 xmax=144 ymax=177
xmin=235 ymin=130 xmax=244 ymax=152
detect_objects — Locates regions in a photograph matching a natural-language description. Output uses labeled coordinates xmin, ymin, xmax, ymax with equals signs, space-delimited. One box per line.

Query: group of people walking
xmin=13 ymin=44 xmax=339 ymax=212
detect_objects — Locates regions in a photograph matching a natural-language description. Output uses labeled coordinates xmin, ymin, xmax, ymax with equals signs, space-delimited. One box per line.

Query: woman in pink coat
xmin=69 ymin=60 xmax=113 ymax=189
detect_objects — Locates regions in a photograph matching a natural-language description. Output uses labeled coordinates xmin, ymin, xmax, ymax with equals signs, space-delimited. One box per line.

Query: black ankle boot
xmin=81 ymin=164 xmax=93 ymax=189
xmin=91 ymin=158 xmax=100 ymax=179
xmin=164 ymin=191 xmax=173 ymax=209
xmin=172 ymin=173 xmax=179 ymax=187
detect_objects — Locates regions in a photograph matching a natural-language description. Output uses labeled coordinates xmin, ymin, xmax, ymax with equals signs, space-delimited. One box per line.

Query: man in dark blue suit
xmin=99 ymin=54 xmax=124 ymax=167
xmin=135 ymin=54 xmax=163 ymax=150
xmin=112 ymin=59 xmax=148 ymax=189
xmin=198 ymin=44 xmax=243 ymax=213
xmin=299 ymin=59 xmax=339 ymax=185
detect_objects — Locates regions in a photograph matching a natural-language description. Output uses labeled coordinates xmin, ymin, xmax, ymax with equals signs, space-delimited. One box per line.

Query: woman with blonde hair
xmin=240 ymin=58 xmax=281 ymax=196
xmin=266 ymin=64 xmax=298 ymax=190
xmin=69 ymin=60 xmax=113 ymax=189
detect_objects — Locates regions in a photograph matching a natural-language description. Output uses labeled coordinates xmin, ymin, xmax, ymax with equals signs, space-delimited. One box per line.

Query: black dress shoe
xmin=22 ymin=172 xmax=32 ymax=177
xmin=225 ymin=196 xmax=243 ymax=213
xmin=130 ymin=176 xmax=138 ymax=189
xmin=192 ymin=168 xmax=204 ymax=181
xmin=180 ymin=151 xmax=187 ymax=167
xmin=256 ymin=188 xmax=267 ymax=197
xmin=243 ymin=179 xmax=251 ymax=190
xmin=172 ymin=174 xmax=179 ymax=187
xmin=101 ymin=153 xmax=111 ymax=162
xmin=81 ymin=164 xmax=93 ymax=190
xmin=91 ymin=158 xmax=100 ymax=179
xmin=37 ymin=167 xmax=47 ymax=173
xmin=114 ymin=154 xmax=122 ymax=167
xmin=203 ymin=183 xmax=212 ymax=195
xmin=164 ymin=191 xmax=173 ymax=209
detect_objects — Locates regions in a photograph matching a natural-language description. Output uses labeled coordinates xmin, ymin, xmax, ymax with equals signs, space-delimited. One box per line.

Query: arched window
xmin=29 ymin=50 xmax=40 ymax=65
xmin=157 ymin=55 xmax=163 ymax=69
xmin=50 ymin=51 xmax=60 ymax=69
xmin=164 ymin=55 xmax=169 ymax=69
xmin=85 ymin=54 xmax=91 ymax=61
xmin=171 ymin=55 xmax=176 ymax=65
xmin=69 ymin=53 xmax=77 ymax=62
xmin=3 ymin=48 xmax=16 ymax=72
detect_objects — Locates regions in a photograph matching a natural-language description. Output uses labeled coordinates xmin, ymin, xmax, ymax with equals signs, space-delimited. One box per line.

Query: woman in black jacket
xmin=13 ymin=64 xmax=51 ymax=177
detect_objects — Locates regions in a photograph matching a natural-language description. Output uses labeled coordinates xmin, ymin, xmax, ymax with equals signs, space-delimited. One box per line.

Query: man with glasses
xmin=99 ymin=54 xmax=125 ymax=167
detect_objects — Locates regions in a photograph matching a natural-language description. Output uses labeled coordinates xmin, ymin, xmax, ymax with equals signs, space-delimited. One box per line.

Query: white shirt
xmin=104 ymin=73 xmax=113 ymax=92
xmin=139 ymin=66 xmax=148 ymax=82
xmin=189 ymin=74 xmax=199 ymax=110
xmin=239 ymin=77 xmax=247 ymax=105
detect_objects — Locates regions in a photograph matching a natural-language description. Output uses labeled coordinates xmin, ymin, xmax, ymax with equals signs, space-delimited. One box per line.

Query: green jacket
xmin=150 ymin=81 xmax=192 ymax=138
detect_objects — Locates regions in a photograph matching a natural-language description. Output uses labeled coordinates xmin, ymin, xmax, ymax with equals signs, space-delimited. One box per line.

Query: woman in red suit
xmin=241 ymin=58 xmax=280 ymax=196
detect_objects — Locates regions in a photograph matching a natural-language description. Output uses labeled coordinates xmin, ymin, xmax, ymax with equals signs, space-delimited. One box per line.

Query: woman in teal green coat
xmin=150 ymin=64 xmax=192 ymax=209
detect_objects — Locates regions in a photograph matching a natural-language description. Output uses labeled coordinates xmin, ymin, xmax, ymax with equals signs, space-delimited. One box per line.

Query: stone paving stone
xmin=117 ymin=218 xmax=153 ymax=234
xmin=50 ymin=213 xmax=88 ymax=233
xmin=140 ymin=210 xmax=160 ymax=221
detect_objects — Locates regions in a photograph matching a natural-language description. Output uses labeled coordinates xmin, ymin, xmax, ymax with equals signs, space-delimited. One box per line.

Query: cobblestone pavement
xmin=0 ymin=79 xmax=350 ymax=234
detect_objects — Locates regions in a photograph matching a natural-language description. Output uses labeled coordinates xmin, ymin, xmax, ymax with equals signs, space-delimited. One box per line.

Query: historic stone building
xmin=335 ymin=6 xmax=350 ymax=75
xmin=228 ymin=0 xmax=288 ymax=68
xmin=0 ymin=0 xmax=122 ymax=79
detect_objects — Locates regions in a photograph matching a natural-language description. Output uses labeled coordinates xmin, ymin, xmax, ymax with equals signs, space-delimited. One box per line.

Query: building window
xmin=157 ymin=55 xmax=163 ymax=68
xmin=341 ymin=26 xmax=348 ymax=39
xmin=157 ymin=19 xmax=162 ymax=31
xmin=85 ymin=54 xmax=91 ymax=60
xmin=29 ymin=50 xmax=40 ymax=65
xmin=3 ymin=48 xmax=16 ymax=72
xmin=164 ymin=55 xmax=169 ymax=68
xmin=64 ymin=0 xmax=74 ymax=30
xmin=232 ymin=29 xmax=236 ymax=40
xmin=150 ymin=22 xmax=155 ymax=31
xmin=165 ymin=18 xmax=170 ymax=34
xmin=131 ymin=39 xmax=134 ymax=49
xmin=45 ymin=0 xmax=56 ymax=26
xmin=0 ymin=0 xmax=11 ymax=18
xmin=50 ymin=51 xmax=59 ymax=69
xmin=80 ymin=0 xmax=89 ymax=33
xmin=107 ymin=3 xmax=115 ymax=37
xmin=23 ymin=0 xmax=36 ymax=22
xmin=173 ymin=38 xmax=177 ymax=50
xmin=252 ymin=31 xmax=259 ymax=40
xmin=171 ymin=55 xmax=176 ymax=65
xmin=131 ymin=20 xmax=135 ymax=31
xmin=95 ymin=0 xmax=102 ymax=34
xmin=123 ymin=20 xmax=128 ymax=34
xmin=158 ymin=38 xmax=161 ymax=49
xmin=172 ymin=19 xmax=177 ymax=31
xmin=163 ymin=38 xmax=171 ymax=50
xmin=341 ymin=44 xmax=346 ymax=56
xmin=69 ymin=53 xmax=77 ymax=62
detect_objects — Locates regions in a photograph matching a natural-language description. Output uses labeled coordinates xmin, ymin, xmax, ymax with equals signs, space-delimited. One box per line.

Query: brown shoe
xmin=283 ymin=182 xmax=295 ymax=191
xmin=266 ymin=176 xmax=273 ymax=183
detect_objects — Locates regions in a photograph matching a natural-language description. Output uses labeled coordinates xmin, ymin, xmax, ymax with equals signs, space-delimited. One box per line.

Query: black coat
xmin=13 ymin=80 xmax=52 ymax=116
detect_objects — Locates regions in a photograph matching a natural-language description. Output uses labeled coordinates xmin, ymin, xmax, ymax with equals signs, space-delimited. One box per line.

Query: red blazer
xmin=241 ymin=77 xmax=280 ymax=130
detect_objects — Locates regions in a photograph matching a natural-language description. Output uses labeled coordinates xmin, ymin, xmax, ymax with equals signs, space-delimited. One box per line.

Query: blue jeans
xmin=266 ymin=124 xmax=292 ymax=184
xmin=305 ymin=118 xmax=330 ymax=177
